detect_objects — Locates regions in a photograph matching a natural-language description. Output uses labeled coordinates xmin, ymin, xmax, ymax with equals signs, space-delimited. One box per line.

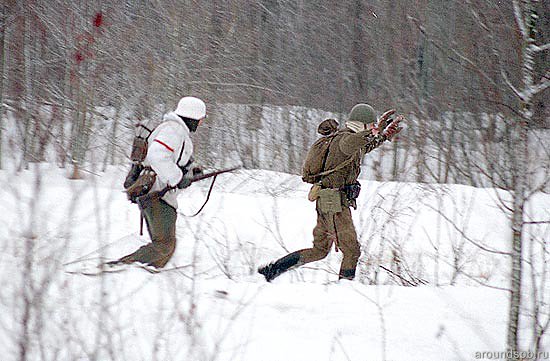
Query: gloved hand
xmin=383 ymin=116 xmax=403 ymax=141
xmin=177 ymin=176 xmax=193 ymax=189
xmin=378 ymin=109 xmax=396 ymax=130
xmin=369 ymin=109 xmax=396 ymax=135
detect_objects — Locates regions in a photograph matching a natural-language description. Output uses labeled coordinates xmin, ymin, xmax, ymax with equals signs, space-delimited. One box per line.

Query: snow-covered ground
xmin=0 ymin=164 xmax=549 ymax=361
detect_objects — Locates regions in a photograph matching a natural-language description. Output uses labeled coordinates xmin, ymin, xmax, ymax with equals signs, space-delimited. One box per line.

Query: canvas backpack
xmin=301 ymin=118 xmax=361 ymax=189
xmin=123 ymin=123 xmax=153 ymax=190
xmin=302 ymin=118 xmax=346 ymax=184
xmin=301 ymin=133 xmax=337 ymax=184
xmin=123 ymin=121 xmax=192 ymax=192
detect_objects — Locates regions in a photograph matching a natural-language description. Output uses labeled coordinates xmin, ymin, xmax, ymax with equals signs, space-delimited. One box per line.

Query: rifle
xmin=186 ymin=165 xmax=241 ymax=184
xmin=136 ymin=166 xmax=241 ymax=211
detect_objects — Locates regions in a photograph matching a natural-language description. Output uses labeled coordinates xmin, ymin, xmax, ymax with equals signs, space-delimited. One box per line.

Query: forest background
xmin=0 ymin=0 xmax=547 ymax=181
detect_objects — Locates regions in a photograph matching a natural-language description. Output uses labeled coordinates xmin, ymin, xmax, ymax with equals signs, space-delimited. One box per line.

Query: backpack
xmin=124 ymin=123 xmax=153 ymax=189
xmin=302 ymin=118 xmax=361 ymax=185
xmin=123 ymin=121 xmax=192 ymax=190
xmin=130 ymin=123 xmax=153 ymax=163
xmin=301 ymin=118 xmax=339 ymax=184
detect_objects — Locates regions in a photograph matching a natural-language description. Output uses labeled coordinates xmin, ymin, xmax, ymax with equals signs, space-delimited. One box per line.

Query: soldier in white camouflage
xmin=109 ymin=97 xmax=206 ymax=269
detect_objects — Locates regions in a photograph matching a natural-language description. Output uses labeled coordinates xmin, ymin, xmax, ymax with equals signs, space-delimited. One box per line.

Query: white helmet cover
xmin=175 ymin=96 xmax=206 ymax=120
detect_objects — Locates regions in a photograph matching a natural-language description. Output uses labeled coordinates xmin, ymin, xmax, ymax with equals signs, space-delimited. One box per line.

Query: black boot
xmin=258 ymin=251 xmax=302 ymax=282
xmin=339 ymin=268 xmax=356 ymax=280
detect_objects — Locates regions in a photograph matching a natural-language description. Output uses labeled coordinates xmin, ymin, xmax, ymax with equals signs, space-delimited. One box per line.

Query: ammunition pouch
xmin=317 ymin=188 xmax=342 ymax=214
xmin=124 ymin=163 xmax=144 ymax=189
xmin=126 ymin=167 xmax=156 ymax=203
xmin=340 ymin=182 xmax=361 ymax=210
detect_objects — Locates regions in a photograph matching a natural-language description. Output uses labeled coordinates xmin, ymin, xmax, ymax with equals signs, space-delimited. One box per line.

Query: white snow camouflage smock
xmin=144 ymin=112 xmax=193 ymax=209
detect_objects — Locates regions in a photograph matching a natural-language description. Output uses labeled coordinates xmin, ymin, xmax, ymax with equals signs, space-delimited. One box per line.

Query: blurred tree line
xmin=0 ymin=0 xmax=548 ymax=181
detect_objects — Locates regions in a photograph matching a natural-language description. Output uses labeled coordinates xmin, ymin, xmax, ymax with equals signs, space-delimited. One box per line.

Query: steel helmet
xmin=175 ymin=96 xmax=206 ymax=120
xmin=348 ymin=103 xmax=376 ymax=124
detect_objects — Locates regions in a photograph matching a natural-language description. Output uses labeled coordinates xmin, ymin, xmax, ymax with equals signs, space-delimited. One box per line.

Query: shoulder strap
xmin=312 ymin=132 xmax=363 ymax=179
xmin=176 ymin=141 xmax=186 ymax=164
xmin=137 ymin=123 xmax=153 ymax=139
xmin=314 ymin=152 xmax=360 ymax=178
xmin=176 ymin=122 xmax=190 ymax=165
xmin=318 ymin=135 xmax=337 ymax=174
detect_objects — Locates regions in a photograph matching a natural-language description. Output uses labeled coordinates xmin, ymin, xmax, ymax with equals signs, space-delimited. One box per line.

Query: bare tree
xmin=411 ymin=1 xmax=548 ymax=357
xmin=0 ymin=2 xmax=9 ymax=169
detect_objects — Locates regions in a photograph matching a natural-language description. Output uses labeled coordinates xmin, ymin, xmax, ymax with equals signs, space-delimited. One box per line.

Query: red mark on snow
xmin=74 ymin=51 xmax=84 ymax=64
xmin=93 ymin=12 xmax=103 ymax=28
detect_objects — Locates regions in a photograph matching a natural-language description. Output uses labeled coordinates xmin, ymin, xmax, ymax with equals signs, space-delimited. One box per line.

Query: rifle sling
xmin=314 ymin=153 xmax=359 ymax=178
xmin=179 ymin=175 xmax=218 ymax=217
xmin=311 ymin=134 xmax=362 ymax=180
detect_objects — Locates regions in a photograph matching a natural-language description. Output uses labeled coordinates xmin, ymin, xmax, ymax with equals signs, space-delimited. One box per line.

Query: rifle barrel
xmin=152 ymin=166 xmax=241 ymax=199
xmin=191 ymin=166 xmax=241 ymax=182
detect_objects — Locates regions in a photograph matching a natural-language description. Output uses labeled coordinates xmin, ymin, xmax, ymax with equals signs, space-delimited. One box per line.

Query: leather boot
xmin=339 ymin=268 xmax=356 ymax=280
xmin=258 ymin=251 xmax=302 ymax=282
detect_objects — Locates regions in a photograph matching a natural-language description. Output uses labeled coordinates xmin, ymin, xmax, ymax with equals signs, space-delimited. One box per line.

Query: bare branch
xmin=512 ymin=0 xmax=528 ymax=39
xmin=501 ymin=69 xmax=524 ymax=100
xmin=424 ymin=203 xmax=512 ymax=256
xmin=527 ymin=77 xmax=550 ymax=97
xmin=186 ymin=80 xmax=286 ymax=95
xmin=407 ymin=14 xmax=498 ymax=89
xmin=531 ymin=42 xmax=550 ymax=52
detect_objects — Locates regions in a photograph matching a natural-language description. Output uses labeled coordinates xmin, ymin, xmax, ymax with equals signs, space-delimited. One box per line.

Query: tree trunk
xmin=102 ymin=106 xmax=120 ymax=171
xmin=351 ymin=0 xmax=367 ymax=98
xmin=506 ymin=1 xmax=540 ymax=355
xmin=0 ymin=4 xmax=6 ymax=169
xmin=507 ymin=138 xmax=526 ymax=354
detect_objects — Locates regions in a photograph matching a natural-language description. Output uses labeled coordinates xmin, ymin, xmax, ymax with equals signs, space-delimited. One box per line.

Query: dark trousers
xmin=118 ymin=199 xmax=177 ymax=268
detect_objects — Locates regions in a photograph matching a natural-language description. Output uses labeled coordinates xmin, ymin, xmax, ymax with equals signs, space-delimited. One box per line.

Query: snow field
xmin=0 ymin=165 xmax=548 ymax=360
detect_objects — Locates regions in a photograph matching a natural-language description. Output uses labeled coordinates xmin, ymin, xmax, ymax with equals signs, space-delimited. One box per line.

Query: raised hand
xmin=369 ymin=109 xmax=396 ymax=135
xmin=378 ymin=109 xmax=396 ymax=130
xmin=383 ymin=115 xmax=404 ymax=141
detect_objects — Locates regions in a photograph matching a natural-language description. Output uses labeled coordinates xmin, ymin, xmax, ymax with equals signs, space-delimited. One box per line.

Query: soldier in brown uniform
xmin=258 ymin=104 xmax=402 ymax=281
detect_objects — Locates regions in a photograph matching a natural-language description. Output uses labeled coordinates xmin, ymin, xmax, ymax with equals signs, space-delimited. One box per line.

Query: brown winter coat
xmin=259 ymin=127 xmax=388 ymax=281
xmin=298 ymin=128 xmax=387 ymax=279
xmin=319 ymin=128 xmax=386 ymax=189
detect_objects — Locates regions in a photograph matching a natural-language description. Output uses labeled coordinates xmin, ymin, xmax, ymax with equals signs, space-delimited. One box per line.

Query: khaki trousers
xmin=297 ymin=205 xmax=361 ymax=276
xmin=118 ymin=199 xmax=177 ymax=268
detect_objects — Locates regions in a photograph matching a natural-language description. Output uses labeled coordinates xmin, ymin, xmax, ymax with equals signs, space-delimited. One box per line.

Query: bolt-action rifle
xmin=136 ymin=166 xmax=240 ymax=211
